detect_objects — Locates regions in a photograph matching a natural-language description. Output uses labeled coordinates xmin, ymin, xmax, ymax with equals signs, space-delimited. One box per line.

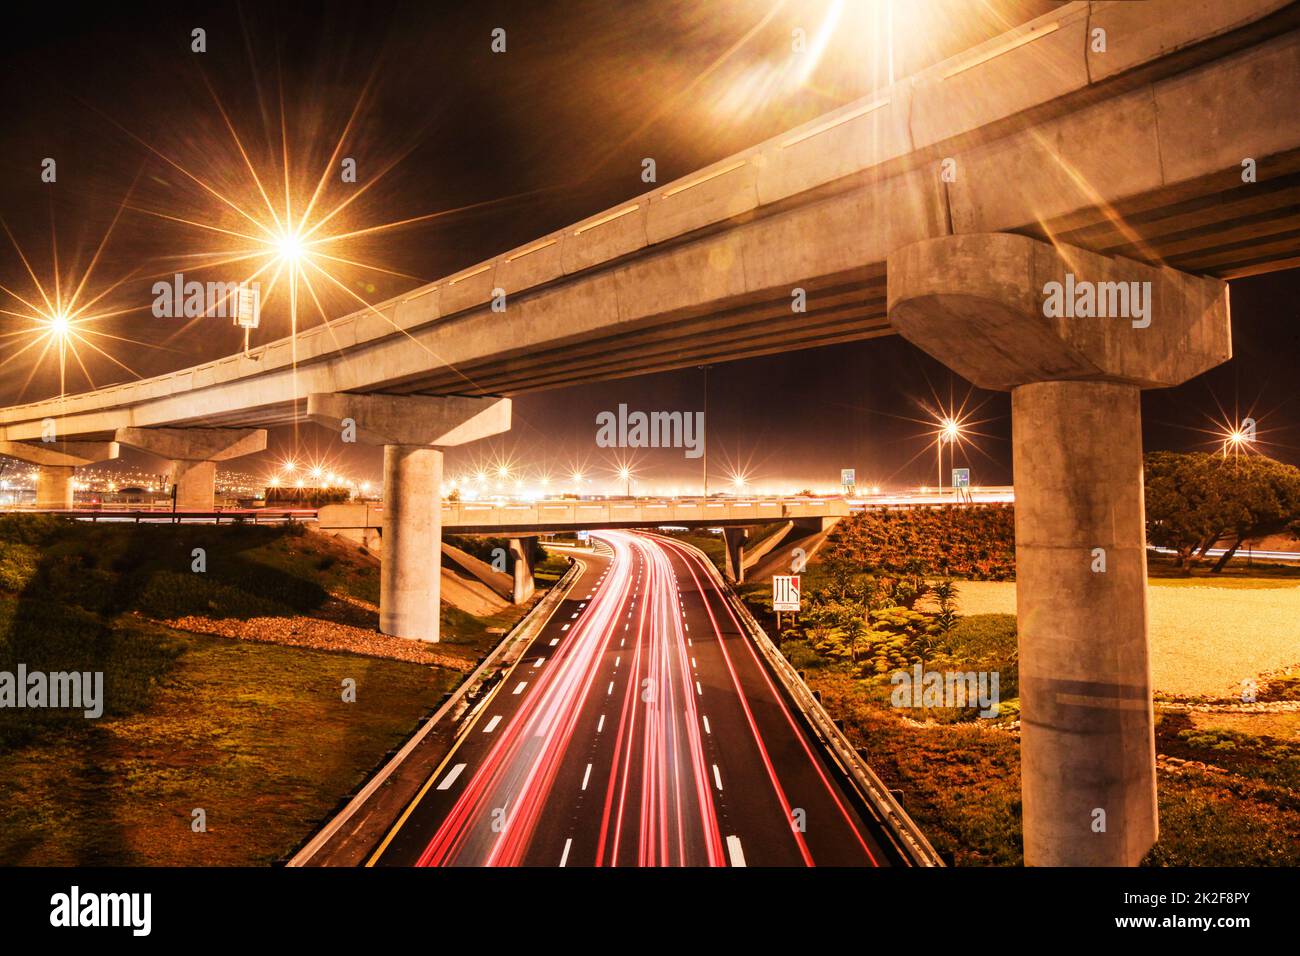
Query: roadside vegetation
xmin=0 ymin=514 xmax=537 ymax=865
xmin=719 ymin=476 xmax=1300 ymax=866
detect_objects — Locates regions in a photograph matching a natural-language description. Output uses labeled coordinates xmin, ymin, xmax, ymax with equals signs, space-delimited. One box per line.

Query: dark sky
xmin=0 ymin=0 xmax=1296 ymax=494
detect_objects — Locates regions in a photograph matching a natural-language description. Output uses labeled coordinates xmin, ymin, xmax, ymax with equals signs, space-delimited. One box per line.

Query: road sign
xmin=576 ymin=530 xmax=589 ymax=541
xmin=951 ymin=468 xmax=970 ymax=489
xmin=772 ymin=574 xmax=801 ymax=612
xmin=840 ymin=468 xmax=855 ymax=490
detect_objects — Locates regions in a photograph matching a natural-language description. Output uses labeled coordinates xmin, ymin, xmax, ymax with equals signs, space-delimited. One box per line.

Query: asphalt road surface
xmin=369 ymin=530 xmax=898 ymax=867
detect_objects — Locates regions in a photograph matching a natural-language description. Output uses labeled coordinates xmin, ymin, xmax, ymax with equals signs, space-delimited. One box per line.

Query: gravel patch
xmin=953 ymin=581 xmax=1300 ymax=698
xmin=157 ymin=609 xmax=472 ymax=670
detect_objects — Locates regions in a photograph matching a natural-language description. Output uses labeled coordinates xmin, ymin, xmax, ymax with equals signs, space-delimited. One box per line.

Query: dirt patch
xmin=153 ymin=607 xmax=471 ymax=670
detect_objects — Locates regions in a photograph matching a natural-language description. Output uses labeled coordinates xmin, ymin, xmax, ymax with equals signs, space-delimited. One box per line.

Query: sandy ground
xmin=953 ymin=581 xmax=1300 ymax=698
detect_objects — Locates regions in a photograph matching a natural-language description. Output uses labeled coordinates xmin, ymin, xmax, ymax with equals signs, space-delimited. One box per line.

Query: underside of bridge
xmin=1 ymin=0 xmax=1296 ymax=870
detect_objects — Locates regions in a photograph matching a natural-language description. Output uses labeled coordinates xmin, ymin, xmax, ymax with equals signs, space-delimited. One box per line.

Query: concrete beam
xmin=888 ymin=232 xmax=1232 ymax=867
xmin=115 ymin=427 xmax=267 ymax=462
xmin=0 ymin=439 xmax=119 ymax=467
xmin=114 ymin=427 xmax=267 ymax=512
xmin=888 ymin=233 xmax=1230 ymax=391
xmin=0 ymin=440 xmax=120 ymax=510
xmin=306 ymin=393 xmax=511 ymax=447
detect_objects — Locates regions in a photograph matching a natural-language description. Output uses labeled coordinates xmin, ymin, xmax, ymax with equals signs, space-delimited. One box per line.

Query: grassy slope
xmin=0 ymin=516 xmax=511 ymax=865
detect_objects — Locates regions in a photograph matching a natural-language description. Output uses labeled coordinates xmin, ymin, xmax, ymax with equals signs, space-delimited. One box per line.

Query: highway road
xmin=368 ymin=530 xmax=899 ymax=867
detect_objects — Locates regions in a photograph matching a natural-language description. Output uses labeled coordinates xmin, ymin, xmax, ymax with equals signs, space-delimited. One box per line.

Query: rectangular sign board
xmin=772 ymin=574 xmax=801 ymax=612
xmin=840 ymin=468 xmax=855 ymax=489
xmin=951 ymin=468 xmax=970 ymax=489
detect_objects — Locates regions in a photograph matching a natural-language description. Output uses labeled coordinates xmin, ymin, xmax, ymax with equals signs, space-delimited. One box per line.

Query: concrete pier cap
xmin=114 ymin=426 xmax=268 ymax=511
xmin=307 ymin=392 xmax=512 ymax=643
xmin=0 ymin=439 xmax=120 ymax=509
xmin=887 ymin=233 xmax=1231 ymax=867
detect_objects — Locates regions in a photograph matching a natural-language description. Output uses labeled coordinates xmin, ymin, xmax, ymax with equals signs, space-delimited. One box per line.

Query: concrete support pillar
xmin=1013 ymin=380 xmax=1156 ymax=865
xmin=381 ymin=445 xmax=444 ymax=642
xmin=508 ymin=537 xmax=536 ymax=604
xmin=889 ymin=232 xmax=1231 ymax=866
xmin=115 ymin=427 xmax=267 ymax=512
xmin=723 ymin=527 xmax=749 ymax=583
xmin=307 ymin=392 xmax=512 ymax=644
xmin=0 ymin=440 xmax=119 ymax=510
xmin=36 ymin=465 xmax=75 ymax=509
xmin=171 ymin=460 xmax=218 ymax=511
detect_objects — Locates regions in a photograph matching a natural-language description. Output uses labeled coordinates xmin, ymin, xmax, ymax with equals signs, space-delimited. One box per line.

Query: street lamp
xmin=937 ymin=417 xmax=960 ymax=492
xmin=1220 ymin=420 xmax=1256 ymax=458
xmin=618 ymin=466 xmax=633 ymax=497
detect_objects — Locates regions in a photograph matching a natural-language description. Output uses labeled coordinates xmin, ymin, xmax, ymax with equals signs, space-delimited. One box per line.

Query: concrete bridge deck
xmin=1 ymin=0 xmax=1296 ymax=442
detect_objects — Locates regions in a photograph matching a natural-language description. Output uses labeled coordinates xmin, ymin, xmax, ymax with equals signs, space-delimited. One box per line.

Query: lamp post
xmin=937 ymin=418 xmax=959 ymax=494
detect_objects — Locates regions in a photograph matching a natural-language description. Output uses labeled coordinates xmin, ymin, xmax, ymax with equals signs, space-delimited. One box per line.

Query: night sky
xmin=0 ymin=0 xmax=1296 ymax=494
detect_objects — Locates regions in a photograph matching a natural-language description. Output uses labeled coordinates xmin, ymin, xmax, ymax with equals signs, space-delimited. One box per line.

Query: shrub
xmin=825 ymin=505 xmax=1015 ymax=580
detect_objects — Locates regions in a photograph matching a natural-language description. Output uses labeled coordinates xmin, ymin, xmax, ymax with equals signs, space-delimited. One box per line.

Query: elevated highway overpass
xmin=2 ymin=0 xmax=1297 ymax=867
xmin=0 ymin=0 xmax=1295 ymax=447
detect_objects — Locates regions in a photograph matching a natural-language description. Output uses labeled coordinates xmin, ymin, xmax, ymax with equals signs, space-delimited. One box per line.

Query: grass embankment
xmin=774 ymin=611 xmax=1300 ymax=866
xmin=0 ymin=515 xmax=522 ymax=865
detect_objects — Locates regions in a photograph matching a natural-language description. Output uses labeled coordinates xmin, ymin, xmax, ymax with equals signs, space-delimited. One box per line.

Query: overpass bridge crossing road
xmin=2 ymin=0 xmax=1298 ymax=866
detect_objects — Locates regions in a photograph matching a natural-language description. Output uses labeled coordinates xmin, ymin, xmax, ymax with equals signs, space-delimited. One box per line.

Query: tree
xmin=1144 ymin=452 xmax=1300 ymax=573
xmin=1144 ymin=452 xmax=1229 ymax=570
xmin=1207 ymin=454 xmax=1300 ymax=572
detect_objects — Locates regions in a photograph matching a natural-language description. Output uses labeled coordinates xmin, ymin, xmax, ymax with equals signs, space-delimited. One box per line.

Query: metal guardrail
xmin=286 ymin=555 xmax=584 ymax=866
xmin=670 ymin=536 xmax=945 ymax=868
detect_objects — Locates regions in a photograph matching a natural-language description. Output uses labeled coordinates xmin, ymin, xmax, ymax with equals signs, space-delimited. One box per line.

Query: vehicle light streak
xmin=404 ymin=529 xmax=880 ymax=867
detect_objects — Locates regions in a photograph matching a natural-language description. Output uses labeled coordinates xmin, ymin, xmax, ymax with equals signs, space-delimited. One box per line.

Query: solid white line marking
xmin=513 ymin=681 xmax=527 ymax=695
xmin=712 ymin=764 xmax=723 ymax=791
xmin=560 ymin=838 xmax=573 ymax=867
xmin=483 ymin=715 xmax=502 ymax=733
xmin=582 ymin=763 xmax=593 ymax=790
xmin=726 ymin=835 xmax=746 ymax=867
xmin=597 ymin=714 xmax=606 ymax=733
xmin=703 ymin=715 xmax=711 ymax=734
xmin=438 ymin=763 xmax=467 ymax=790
